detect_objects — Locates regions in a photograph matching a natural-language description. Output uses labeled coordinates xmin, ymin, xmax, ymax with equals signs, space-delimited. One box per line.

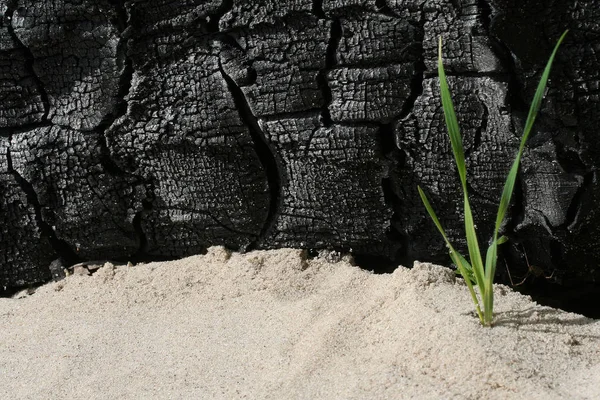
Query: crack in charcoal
xmin=5 ymin=2 xmax=50 ymax=122
xmin=5 ymin=140 xmax=79 ymax=265
xmin=317 ymin=18 xmax=342 ymax=127
xmin=217 ymin=57 xmax=282 ymax=250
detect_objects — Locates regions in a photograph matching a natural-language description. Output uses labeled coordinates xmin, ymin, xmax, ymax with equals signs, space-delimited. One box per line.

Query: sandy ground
xmin=1 ymin=247 xmax=599 ymax=399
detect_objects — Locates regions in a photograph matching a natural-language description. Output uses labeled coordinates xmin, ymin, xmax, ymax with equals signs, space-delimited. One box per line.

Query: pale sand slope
xmin=1 ymin=247 xmax=599 ymax=399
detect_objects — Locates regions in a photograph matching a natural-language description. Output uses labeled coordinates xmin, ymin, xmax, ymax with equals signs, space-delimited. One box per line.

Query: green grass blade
xmin=428 ymin=32 xmax=566 ymax=325
xmin=453 ymin=248 xmax=475 ymax=284
xmin=463 ymin=194 xmax=486 ymax=295
xmin=487 ymin=30 xmax=568 ymax=276
xmin=418 ymin=186 xmax=451 ymax=243
xmin=419 ymin=186 xmax=476 ymax=285
xmin=483 ymin=30 xmax=568 ymax=324
xmin=438 ymin=37 xmax=486 ymax=295
xmin=518 ymin=30 xmax=569 ymax=157
xmin=492 ymin=30 xmax=569 ymax=238
xmin=450 ymin=251 xmax=484 ymax=324
xmin=419 ymin=186 xmax=483 ymax=322
xmin=496 ymin=236 xmax=508 ymax=245
xmin=483 ymin=235 xmax=508 ymax=322
xmin=437 ymin=38 xmax=467 ymax=188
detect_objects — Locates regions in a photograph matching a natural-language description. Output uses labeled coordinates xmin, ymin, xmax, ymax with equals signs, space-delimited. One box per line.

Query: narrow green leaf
xmin=497 ymin=236 xmax=508 ymax=245
xmin=519 ymin=30 xmax=570 ymax=157
xmin=487 ymin=30 xmax=569 ymax=276
xmin=450 ymin=250 xmax=484 ymax=323
xmin=493 ymin=30 xmax=569 ymax=238
xmin=438 ymin=37 xmax=467 ymax=188
xmin=418 ymin=186 xmax=450 ymax=243
xmin=454 ymin=249 xmax=475 ymax=284
xmin=425 ymin=32 xmax=566 ymax=326
xmin=463 ymin=194 xmax=486 ymax=296
xmin=438 ymin=38 xmax=486 ymax=297
xmin=419 ymin=185 xmax=483 ymax=323
xmin=483 ymin=30 xmax=568 ymax=324
xmin=484 ymin=236 xmax=507 ymax=271
xmin=482 ymin=234 xmax=508 ymax=322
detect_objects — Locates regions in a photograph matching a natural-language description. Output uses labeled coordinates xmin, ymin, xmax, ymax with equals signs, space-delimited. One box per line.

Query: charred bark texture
xmin=1 ymin=0 xmax=598 ymax=305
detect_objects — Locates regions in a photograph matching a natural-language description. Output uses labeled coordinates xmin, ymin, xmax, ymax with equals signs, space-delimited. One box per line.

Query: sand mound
xmin=1 ymin=247 xmax=598 ymax=399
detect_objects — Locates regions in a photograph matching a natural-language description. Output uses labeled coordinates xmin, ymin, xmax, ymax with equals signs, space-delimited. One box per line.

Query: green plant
xmin=418 ymin=31 xmax=568 ymax=326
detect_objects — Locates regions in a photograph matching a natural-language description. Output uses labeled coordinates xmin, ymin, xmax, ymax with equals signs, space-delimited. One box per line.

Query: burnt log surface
xmin=1 ymin=0 xmax=598 ymax=313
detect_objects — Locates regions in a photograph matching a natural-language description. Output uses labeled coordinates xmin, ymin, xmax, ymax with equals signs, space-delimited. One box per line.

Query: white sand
xmin=1 ymin=247 xmax=599 ymax=399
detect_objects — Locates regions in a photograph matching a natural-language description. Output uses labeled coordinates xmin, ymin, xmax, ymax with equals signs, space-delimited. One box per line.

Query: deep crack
xmin=398 ymin=7 xmax=426 ymax=120
xmin=5 ymin=139 xmax=78 ymax=265
xmin=217 ymin=57 xmax=282 ymax=251
xmin=131 ymin=183 xmax=154 ymax=260
xmin=312 ymin=0 xmax=326 ymax=19
xmin=564 ymin=171 xmax=594 ymax=231
xmin=96 ymin=0 xmax=153 ymax=261
xmin=207 ymin=0 xmax=233 ymax=33
xmin=375 ymin=0 xmax=399 ymax=18
xmin=478 ymin=0 xmax=528 ymax=112
xmin=94 ymin=44 xmax=132 ymax=176
xmin=388 ymin=3 xmax=427 ymax=265
xmin=465 ymin=101 xmax=488 ymax=158
xmin=379 ymin=122 xmax=406 ymax=262
xmin=5 ymin=1 xmax=50 ymax=122
xmin=317 ymin=18 xmax=342 ymax=127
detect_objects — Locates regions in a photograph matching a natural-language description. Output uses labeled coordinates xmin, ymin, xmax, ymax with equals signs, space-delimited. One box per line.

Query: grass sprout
xmin=418 ymin=31 xmax=568 ymax=326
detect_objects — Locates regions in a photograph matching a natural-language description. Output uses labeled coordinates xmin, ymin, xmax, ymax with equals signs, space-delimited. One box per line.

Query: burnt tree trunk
xmin=1 ymin=0 xmax=598 ymax=306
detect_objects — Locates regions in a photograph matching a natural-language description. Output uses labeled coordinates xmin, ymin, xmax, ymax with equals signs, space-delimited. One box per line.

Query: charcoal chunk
xmin=11 ymin=0 xmax=123 ymax=130
xmin=9 ymin=126 xmax=140 ymax=260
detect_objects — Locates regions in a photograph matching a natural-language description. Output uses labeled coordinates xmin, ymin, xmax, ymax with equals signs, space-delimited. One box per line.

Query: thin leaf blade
xmin=438 ymin=37 xmax=467 ymax=188
xmin=438 ymin=38 xmax=486 ymax=295
xmin=493 ymin=30 xmax=569 ymax=236
xmin=419 ymin=187 xmax=483 ymax=322
xmin=418 ymin=186 xmax=451 ymax=243
xmin=484 ymin=30 xmax=568 ymax=324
